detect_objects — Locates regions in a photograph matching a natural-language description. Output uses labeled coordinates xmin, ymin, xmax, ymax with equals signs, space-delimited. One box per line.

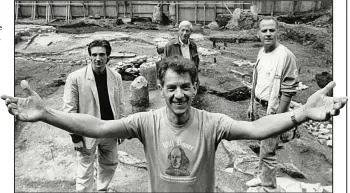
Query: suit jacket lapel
xmin=106 ymin=68 xmax=116 ymax=117
xmin=86 ymin=64 xmax=100 ymax=109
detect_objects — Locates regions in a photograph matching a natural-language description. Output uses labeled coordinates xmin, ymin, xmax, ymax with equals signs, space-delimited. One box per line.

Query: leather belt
xmin=255 ymin=97 xmax=269 ymax=107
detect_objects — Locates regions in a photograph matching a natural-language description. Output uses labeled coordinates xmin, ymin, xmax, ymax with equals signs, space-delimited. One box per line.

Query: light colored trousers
xmin=76 ymin=138 xmax=118 ymax=192
xmin=253 ymin=102 xmax=279 ymax=188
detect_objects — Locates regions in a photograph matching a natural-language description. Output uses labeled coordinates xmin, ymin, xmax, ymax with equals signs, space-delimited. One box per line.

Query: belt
xmin=255 ymin=97 xmax=269 ymax=107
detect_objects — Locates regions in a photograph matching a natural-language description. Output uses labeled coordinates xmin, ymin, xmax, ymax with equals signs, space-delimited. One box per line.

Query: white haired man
xmin=163 ymin=20 xmax=199 ymax=69
xmin=162 ymin=20 xmax=200 ymax=87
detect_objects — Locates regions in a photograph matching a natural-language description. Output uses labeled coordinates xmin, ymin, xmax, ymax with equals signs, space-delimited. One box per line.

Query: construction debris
xmin=208 ymin=86 xmax=251 ymax=102
xmin=198 ymin=47 xmax=220 ymax=56
xmin=232 ymin=60 xmax=255 ymax=67
xmin=209 ymin=30 xmax=259 ymax=47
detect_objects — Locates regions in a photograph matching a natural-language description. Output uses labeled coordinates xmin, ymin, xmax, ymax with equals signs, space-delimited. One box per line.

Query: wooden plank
xmin=35 ymin=1 xmax=37 ymax=19
xmin=87 ymin=0 xmax=89 ymax=16
xmin=129 ymin=1 xmax=133 ymax=18
xmin=313 ymin=0 xmax=317 ymax=13
xmin=123 ymin=1 xmax=127 ymax=17
xmin=19 ymin=1 xmax=22 ymax=18
xmin=45 ymin=1 xmax=48 ymax=22
xmin=223 ymin=3 xmax=232 ymax=15
xmin=271 ymin=0 xmax=275 ymax=16
xmin=195 ymin=1 xmax=197 ymax=24
xmin=15 ymin=1 xmax=330 ymax=20
xmin=103 ymin=1 xmax=106 ymax=18
xmin=213 ymin=2 xmax=217 ymax=20
xmin=82 ymin=1 xmax=86 ymax=18
xmin=176 ymin=2 xmax=179 ymax=24
xmin=203 ymin=1 xmax=206 ymax=25
xmin=115 ymin=1 xmax=119 ymax=18
xmin=15 ymin=1 xmax=19 ymax=20
xmin=65 ymin=1 xmax=71 ymax=23
xmin=65 ymin=1 xmax=68 ymax=22
xmin=69 ymin=1 xmax=71 ymax=21
xmin=50 ymin=1 xmax=54 ymax=20
xmin=32 ymin=1 xmax=37 ymax=20
xmin=290 ymin=1 xmax=296 ymax=16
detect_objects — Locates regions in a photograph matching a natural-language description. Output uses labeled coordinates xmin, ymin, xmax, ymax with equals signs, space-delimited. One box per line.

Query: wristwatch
xmin=290 ymin=110 xmax=299 ymax=126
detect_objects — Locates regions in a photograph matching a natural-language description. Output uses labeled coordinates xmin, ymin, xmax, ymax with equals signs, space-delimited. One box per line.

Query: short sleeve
xmin=214 ymin=113 xmax=235 ymax=145
xmin=280 ymin=52 xmax=299 ymax=96
xmin=120 ymin=111 xmax=151 ymax=143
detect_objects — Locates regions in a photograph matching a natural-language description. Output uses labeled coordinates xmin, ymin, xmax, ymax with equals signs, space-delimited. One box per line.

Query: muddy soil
xmin=14 ymin=21 xmax=333 ymax=192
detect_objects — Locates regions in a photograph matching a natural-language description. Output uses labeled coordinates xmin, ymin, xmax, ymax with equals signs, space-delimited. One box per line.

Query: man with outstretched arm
xmin=2 ymin=57 xmax=347 ymax=192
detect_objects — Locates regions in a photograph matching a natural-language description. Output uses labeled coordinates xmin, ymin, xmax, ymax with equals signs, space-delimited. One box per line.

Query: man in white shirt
xmin=246 ymin=16 xmax=299 ymax=192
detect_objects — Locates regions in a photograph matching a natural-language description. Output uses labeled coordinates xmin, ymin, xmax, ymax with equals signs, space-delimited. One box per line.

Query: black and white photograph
xmin=0 ymin=0 xmax=348 ymax=192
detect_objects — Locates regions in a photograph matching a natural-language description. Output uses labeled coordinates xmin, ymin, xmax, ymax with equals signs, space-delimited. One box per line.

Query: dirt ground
xmin=14 ymin=19 xmax=333 ymax=192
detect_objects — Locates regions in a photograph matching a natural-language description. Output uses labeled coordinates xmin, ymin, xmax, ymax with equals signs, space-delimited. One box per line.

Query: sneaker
xmin=246 ymin=177 xmax=262 ymax=187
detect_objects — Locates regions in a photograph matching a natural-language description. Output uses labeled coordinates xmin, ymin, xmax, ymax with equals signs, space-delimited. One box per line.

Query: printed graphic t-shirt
xmin=121 ymin=107 xmax=235 ymax=192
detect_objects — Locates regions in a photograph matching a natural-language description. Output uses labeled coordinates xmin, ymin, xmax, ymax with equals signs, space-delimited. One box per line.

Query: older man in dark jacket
xmin=162 ymin=20 xmax=200 ymax=83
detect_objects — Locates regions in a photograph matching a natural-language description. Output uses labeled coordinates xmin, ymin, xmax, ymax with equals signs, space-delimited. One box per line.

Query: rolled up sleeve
xmin=280 ymin=53 xmax=299 ymax=96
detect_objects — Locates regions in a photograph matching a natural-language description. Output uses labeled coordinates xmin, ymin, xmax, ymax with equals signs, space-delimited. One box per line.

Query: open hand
xmin=304 ymin=81 xmax=347 ymax=121
xmin=1 ymin=80 xmax=45 ymax=122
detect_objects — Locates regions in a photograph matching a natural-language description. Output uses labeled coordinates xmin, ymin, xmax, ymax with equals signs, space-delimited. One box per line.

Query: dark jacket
xmin=163 ymin=37 xmax=200 ymax=68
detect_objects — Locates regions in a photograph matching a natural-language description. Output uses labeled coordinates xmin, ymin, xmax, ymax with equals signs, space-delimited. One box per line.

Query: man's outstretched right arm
xmin=2 ymin=80 xmax=131 ymax=139
xmin=43 ymin=107 xmax=131 ymax=139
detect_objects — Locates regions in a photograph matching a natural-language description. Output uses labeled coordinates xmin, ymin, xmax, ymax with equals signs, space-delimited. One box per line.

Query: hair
xmin=179 ymin=20 xmax=193 ymax=31
xmin=87 ymin=39 xmax=112 ymax=56
xmin=258 ymin=16 xmax=279 ymax=29
xmin=157 ymin=56 xmax=197 ymax=86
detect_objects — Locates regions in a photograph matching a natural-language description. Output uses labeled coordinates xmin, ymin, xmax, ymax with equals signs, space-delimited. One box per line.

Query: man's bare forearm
xmin=276 ymin=94 xmax=292 ymax=114
xmin=251 ymin=105 xmax=307 ymax=139
xmin=41 ymin=107 xmax=129 ymax=139
xmin=230 ymin=106 xmax=307 ymax=140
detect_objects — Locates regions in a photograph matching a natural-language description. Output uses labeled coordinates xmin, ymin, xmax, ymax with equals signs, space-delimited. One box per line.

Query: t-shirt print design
xmin=165 ymin=146 xmax=190 ymax=176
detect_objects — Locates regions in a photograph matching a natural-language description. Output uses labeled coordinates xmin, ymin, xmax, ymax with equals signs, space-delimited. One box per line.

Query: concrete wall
xmin=16 ymin=1 xmax=332 ymax=23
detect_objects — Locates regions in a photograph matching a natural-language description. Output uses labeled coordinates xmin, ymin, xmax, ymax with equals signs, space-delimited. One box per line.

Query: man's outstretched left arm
xmin=222 ymin=82 xmax=347 ymax=141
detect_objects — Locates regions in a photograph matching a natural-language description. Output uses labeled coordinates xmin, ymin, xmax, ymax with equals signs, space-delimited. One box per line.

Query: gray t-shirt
xmin=121 ymin=106 xmax=234 ymax=192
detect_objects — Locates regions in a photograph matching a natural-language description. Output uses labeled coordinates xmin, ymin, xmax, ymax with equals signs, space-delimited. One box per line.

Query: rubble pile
xmin=15 ymin=25 xmax=56 ymax=44
xmin=208 ymin=86 xmax=251 ymax=102
xmin=278 ymin=22 xmax=331 ymax=51
xmin=209 ymin=29 xmax=259 ymax=47
xmin=198 ymin=47 xmax=220 ymax=56
xmin=216 ymin=14 xmax=232 ymax=27
xmin=226 ymin=8 xmax=259 ymax=30
xmin=207 ymin=21 xmax=220 ymax=30
xmin=112 ymin=55 xmax=161 ymax=81
xmin=215 ymin=7 xmax=259 ymax=31
xmin=302 ymin=120 xmax=333 ymax=147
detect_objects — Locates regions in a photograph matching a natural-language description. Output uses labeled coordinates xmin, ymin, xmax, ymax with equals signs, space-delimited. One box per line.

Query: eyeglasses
xmin=91 ymin=53 xmax=106 ymax=57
